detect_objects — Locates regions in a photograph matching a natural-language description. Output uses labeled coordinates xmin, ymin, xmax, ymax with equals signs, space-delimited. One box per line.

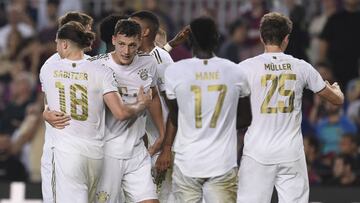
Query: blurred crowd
xmin=0 ymin=0 xmax=359 ymax=187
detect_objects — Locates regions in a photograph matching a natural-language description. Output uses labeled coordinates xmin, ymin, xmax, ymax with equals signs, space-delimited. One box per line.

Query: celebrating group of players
xmin=39 ymin=10 xmax=344 ymax=203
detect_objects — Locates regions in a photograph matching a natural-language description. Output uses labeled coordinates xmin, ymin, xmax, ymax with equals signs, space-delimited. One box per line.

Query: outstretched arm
xmin=163 ymin=26 xmax=191 ymax=52
xmin=317 ymin=81 xmax=344 ymax=105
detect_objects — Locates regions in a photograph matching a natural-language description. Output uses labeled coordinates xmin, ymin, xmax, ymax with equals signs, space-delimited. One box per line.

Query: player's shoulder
xmin=213 ymin=56 xmax=237 ymax=67
xmin=87 ymin=53 xmax=110 ymax=62
xmin=44 ymin=53 xmax=61 ymax=65
xmin=152 ymin=46 xmax=174 ymax=64
xmin=136 ymin=52 xmax=158 ymax=66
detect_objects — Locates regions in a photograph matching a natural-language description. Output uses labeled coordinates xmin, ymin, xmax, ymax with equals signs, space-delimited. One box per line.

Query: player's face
xmin=112 ymin=33 xmax=141 ymax=65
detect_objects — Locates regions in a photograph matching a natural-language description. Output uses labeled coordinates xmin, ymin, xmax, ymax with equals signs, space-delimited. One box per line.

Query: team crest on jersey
xmin=96 ymin=191 xmax=110 ymax=203
xmin=137 ymin=69 xmax=149 ymax=80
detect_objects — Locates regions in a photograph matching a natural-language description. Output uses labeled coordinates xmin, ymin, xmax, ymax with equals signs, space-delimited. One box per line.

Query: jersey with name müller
xmin=94 ymin=53 xmax=158 ymax=159
xmin=239 ymin=52 xmax=326 ymax=164
xmin=145 ymin=46 xmax=174 ymax=146
xmin=40 ymin=57 xmax=118 ymax=159
xmin=165 ymin=56 xmax=250 ymax=178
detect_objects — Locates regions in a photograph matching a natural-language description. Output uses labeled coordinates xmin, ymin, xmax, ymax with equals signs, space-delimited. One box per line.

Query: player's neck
xmin=140 ymin=40 xmax=156 ymax=53
xmin=64 ymin=50 xmax=84 ymax=61
xmin=264 ymin=45 xmax=283 ymax=53
xmin=193 ymin=49 xmax=214 ymax=59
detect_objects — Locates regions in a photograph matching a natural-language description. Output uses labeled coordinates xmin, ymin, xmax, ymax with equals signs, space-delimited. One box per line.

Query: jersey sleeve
xmin=150 ymin=61 xmax=158 ymax=87
xmin=39 ymin=64 xmax=47 ymax=92
xmin=303 ymin=63 xmax=326 ymax=93
xmin=164 ymin=65 xmax=177 ymax=100
xmin=236 ymin=66 xmax=251 ymax=98
xmin=101 ymin=67 xmax=119 ymax=95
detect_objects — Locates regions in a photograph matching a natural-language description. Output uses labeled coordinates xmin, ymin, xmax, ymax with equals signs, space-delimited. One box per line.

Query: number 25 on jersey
xmin=261 ymin=74 xmax=296 ymax=114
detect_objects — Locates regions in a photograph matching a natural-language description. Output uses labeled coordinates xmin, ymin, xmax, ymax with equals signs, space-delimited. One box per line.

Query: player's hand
xmin=155 ymin=146 xmax=172 ymax=172
xmin=137 ymin=86 xmax=152 ymax=107
xmin=168 ymin=25 xmax=191 ymax=48
xmin=43 ymin=109 xmax=70 ymax=129
xmin=148 ymin=137 xmax=164 ymax=156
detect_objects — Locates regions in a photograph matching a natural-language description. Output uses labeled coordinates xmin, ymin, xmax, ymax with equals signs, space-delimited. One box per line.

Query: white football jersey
xmin=239 ymin=52 xmax=326 ymax=164
xmin=165 ymin=56 xmax=250 ymax=178
xmin=92 ymin=53 xmax=158 ymax=159
xmin=40 ymin=57 xmax=118 ymax=159
xmin=42 ymin=52 xmax=91 ymax=151
xmin=146 ymin=46 xmax=174 ymax=146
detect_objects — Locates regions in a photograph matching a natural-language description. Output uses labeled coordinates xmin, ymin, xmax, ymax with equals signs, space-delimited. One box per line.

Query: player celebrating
xmin=40 ymin=11 xmax=93 ymax=203
xmin=237 ymin=12 xmax=344 ymax=203
xmin=94 ymin=20 xmax=160 ymax=203
xmin=40 ymin=21 xmax=151 ymax=203
xmin=164 ymin=16 xmax=251 ymax=202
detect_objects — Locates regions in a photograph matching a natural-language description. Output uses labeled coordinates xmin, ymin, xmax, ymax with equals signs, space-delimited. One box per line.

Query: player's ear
xmin=143 ymin=27 xmax=150 ymax=38
xmin=112 ymin=35 xmax=116 ymax=46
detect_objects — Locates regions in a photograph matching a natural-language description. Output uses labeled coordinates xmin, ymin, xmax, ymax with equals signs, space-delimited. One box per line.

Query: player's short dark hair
xmin=114 ymin=19 xmax=141 ymax=38
xmin=100 ymin=14 xmax=127 ymax=44
xmin=189 ymin=16 xmax=219 ymax=52
xmin=260 ymin=12 xmax=292 ymax=46
xmin=57 ymin=21 xmax=95 ymax=49
xmin=58 ymin=12 xmax=93 ymax=28
xmin=130 ymin=10 xmax=159 ymax=41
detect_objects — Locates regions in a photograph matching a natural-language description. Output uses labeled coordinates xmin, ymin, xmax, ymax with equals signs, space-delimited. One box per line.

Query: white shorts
xmin=237 ymin=154 xmax=309 ymax=203
xmin=172 ymin=165 xmax=237 ymax=203
xmin=53 ymin=148 xmax=102 ymax=203
xmin=41 ymin=146 xmax=53 ymax=203
xmin=96 ymin=149 xmax=157 ymax=203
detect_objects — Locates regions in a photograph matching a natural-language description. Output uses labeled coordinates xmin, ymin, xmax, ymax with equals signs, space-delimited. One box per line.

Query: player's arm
xmin=104 ymin=86 xmax=152 ymax=121
xmin=42 ymin=93 xmax=71 ymax=129
xmin=316 ymin=81 xmax=344 ymax=105
xmin=155 ymin=98 xmax=178 ymax=172
xmin=147 ymin=87 xmax=165 ymax=156
xmin=163 ymin=26 xmax=191 ymax=52
xmin=237 ymin=96 xmax=252 ymax=129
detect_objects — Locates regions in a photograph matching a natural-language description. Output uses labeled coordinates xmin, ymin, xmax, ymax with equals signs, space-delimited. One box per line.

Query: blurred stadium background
xmin=0 ymin=0 xmax=359 ymax=202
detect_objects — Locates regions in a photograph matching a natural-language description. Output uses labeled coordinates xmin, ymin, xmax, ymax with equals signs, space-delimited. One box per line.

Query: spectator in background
xmin=316 ymin=102 xmax=357 ymax=155
xmin=0 ymin=2 xmax=34 ymax=54
xmin=144 ymin=0 xmax=175 ymax=37
xmin=284 ymin=0 xmax=309 ymax=61
xmin=309 ymin=62 xmax=336 ymax=125
xmin=304 ymin=136 xmax=332 ymax=185
xmin=339 ymin=134 xmax=360 ymax=170
xmin=308 ymin=0 xmax=337 ymax=64
xmin=328 ymin=154 xmax=360 ymax=186
xmin=219 ymin=18 xmax=248 ymax=63
xmin=319 ymin=0 xmax=360 ymax=87
xmin=0 ymin=71 xmax=36 ymax=182
xmin=241 ymin=0 xmax=268 ymax=57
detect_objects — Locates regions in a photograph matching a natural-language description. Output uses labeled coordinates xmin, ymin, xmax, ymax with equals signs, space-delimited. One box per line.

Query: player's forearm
xmin=237 ymin=96 xmax=252 ymax=129
xmin=162 ymin=117 xmax=177 ymax=150
xmin=105 ymin=92 xmax=147 ymax=121
xmin=149 ymin=92 xmax=165 ymax=139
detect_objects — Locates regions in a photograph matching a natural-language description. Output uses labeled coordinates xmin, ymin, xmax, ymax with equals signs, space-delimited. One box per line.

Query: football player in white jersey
xmin=237 ymin=12 xmax=344 ymax=203
xmin=40 ymin=21 xmax=151 ymax=203
xmin=164 ymin=17 xmax=251 ymax=203
xmin=40 ymin=11 xmax=94 ymax=203
xmin=94 ymin=20 xmax=161 ymax=203
xmin=129 ymin=12 xmax=175 ymax=200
